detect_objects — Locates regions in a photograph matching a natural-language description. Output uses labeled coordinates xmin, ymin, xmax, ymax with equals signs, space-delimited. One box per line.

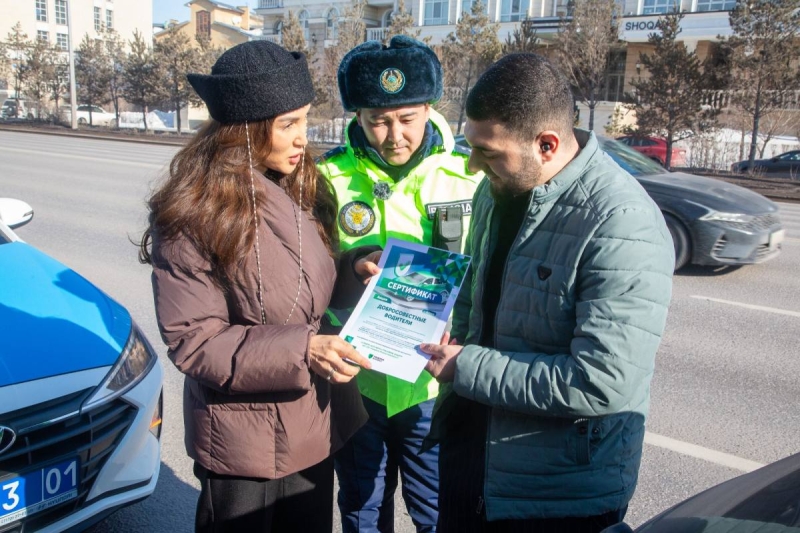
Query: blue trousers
xmin=335 ymin=396 xmax=439 ymax=533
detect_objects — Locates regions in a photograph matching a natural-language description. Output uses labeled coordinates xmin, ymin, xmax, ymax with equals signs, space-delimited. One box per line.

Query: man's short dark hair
xmin=466 ymin=54 xmax=575 ymax=140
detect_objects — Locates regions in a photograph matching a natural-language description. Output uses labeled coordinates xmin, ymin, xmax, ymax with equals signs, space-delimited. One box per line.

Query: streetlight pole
xmin=66 ymin=0 xmax=77 ymax=129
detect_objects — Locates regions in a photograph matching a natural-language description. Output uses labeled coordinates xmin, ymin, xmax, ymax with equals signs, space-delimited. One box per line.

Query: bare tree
xmin=103 ymin=30 xmax=126 ymax=128
xmin=76 ymin=33 xmax=112 ymax=125
xmin=154 ymin=28 xmax=210 ymax=133
xmin=282 ymin=10 xmax=309 ymax=55
xmin=554 ymin=0 xmax=620 ymax=131
xmin=441 ymin=0 xmax=502 ymax=134
xmin=721 ymin=0 xmax=800 ymax=172
xmin=384 ymin=0 xmax=421 ymax=43
xmin=23 ymin=38 xmax=54 ymax=120
xmin=4 ymin=23 xmax=32 ymax=117
xmin=316 ymin=0 xmax=366 ymax=142
xmin=502 ymin=19 xmax=541 ymax=55
xmin=628 ymin=11 xmax=715 ymax=169
xmin=45 ymin=46 xmax=69 ymax=120
xmin=122 ymin=30 xmax=166 ymax=132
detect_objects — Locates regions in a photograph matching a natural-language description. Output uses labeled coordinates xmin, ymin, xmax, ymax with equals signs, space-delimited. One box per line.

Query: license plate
xmin=0 ymin=459 xmax=80 ymax=526
xmin=769 ymin=229 xmax=786 ymax=250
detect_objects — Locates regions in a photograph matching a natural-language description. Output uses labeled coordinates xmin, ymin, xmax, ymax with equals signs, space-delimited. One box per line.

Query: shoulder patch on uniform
xmin=452 ymin=144 xmax=471 ymax=157
xmin=316 ymin=145 xmax=346 ymax=163
xmin=339 ymin=201 xmax=376 ymax=237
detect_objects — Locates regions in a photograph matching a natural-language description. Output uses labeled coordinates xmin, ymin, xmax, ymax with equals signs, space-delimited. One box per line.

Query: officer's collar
xmin=350 ymin=121 xmax=442 ymax=182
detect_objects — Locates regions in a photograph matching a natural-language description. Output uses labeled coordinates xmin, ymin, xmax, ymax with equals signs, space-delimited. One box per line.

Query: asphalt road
xmin=2 ymin=131 xmax=799 ymax=531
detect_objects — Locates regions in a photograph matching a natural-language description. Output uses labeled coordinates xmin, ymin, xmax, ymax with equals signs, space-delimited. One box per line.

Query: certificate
xmin=339 ymin=238 xmax=471 ymax=383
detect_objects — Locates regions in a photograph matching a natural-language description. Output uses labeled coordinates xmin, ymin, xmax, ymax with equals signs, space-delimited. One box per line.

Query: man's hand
xmin=354 ymin=250 xmax=382 ymax=285
xmin=420 ymin=342 xmax=463 ymax=383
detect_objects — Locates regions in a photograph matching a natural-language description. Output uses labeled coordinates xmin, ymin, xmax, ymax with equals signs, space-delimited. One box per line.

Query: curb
xmin=0 ymin=124 xmax=188 ymax=146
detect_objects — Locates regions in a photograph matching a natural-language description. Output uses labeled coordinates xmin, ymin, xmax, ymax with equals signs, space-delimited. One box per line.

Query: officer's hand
xmin=354 ymin=250 xmax=382 ymax=284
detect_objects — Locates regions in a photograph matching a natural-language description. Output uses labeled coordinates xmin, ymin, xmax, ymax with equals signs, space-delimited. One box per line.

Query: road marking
xmin=691 ymin=295 xmax=800 ymax=318
xmin=645 ymin=432 xmax=765 ymax=472
xmin=0 ymin=146 xmax=165 ymax=169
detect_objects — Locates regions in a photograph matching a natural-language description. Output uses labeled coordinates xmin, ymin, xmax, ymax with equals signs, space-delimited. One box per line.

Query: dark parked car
xmin=616 ymin=135 xmax=686 ymax=167
xmin=454 ymin=134 xmax=784 ymax=270
xmin=731 ymin=150 xmax=800 ymax=177
xmin=601 ymin=451 xmax=800 ymax=533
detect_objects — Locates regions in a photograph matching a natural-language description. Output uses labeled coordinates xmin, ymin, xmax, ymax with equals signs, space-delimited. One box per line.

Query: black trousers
xmin=194 ymin=457 xmax=334 ymax=533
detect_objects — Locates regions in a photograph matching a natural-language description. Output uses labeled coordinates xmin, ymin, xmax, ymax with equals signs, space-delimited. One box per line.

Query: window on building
xmin=326 ymin=8 xmax=339 ymax=40
xmin=500 ymin=0 xmax=529 ymax=22
xmin=36 ymin=0 xmax=48 ymax=22
xmin=696 ymin=0 xmax=736 ymax=11
xmin=56 ymin=32 xmax=68 ymax=51
xmin=600 ymin=49 xmax=627 ymax=102
xmin=106 ymin=9 xmax=113 ymax=29
xmin=461 ymin=0 xmax=488 ymax=15
xmin=642 ymin=0 xmax=676 ymax=14
xmin=554 ymin=0 xmax=572 ymax=17
xmin=55 ymin=0 xmax=67 ymax=25
xmin=382 ymin=9 xmax=393 ymax=28
xmin=424 ymin=0 xmax=449 ymax=25
xmin=298 ymin=10 xmax=310 ymax=41
xmin=197 ymin=10 xmax=211 ymax=38
xmin=37 ymin=30 xmax=49 ymax=43
xmin=94 ymin=7 xmax=102 ymax=31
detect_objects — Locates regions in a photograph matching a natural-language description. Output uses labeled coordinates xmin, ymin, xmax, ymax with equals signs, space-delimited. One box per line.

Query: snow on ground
xmin=676 ymin=128 xmax=799 ymax=170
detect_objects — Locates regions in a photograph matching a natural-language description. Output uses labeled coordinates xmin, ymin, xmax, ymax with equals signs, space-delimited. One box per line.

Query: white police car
xmin=0 ymin=198 xmax=163 ymax=532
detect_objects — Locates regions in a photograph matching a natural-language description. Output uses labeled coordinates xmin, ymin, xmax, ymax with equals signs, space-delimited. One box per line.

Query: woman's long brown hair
xmin=139 ymin=119 xmax=339 ymax=282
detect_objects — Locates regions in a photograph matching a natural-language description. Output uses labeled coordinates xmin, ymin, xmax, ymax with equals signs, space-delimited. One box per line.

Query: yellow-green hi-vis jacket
xmin=317 ymin=109 xmax=484 ymax=416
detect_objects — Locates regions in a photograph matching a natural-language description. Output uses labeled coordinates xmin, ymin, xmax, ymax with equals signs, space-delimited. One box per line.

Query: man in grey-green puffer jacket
xmin=421 ymin=54 xmax=674 ymax=532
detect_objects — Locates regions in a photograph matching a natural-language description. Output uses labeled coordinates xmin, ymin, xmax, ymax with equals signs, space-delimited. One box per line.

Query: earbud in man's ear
xmin=541 ymin=143 xmax=552 ymax=153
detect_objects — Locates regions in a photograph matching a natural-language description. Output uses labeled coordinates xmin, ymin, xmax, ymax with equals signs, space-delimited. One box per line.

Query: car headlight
xmin=684 ymin=200 xmax=754 ymax=224
xmin=699 ymin=211 xmax=754 ymax=223
xmin=82 ymin=323 xmax=157 ymax=412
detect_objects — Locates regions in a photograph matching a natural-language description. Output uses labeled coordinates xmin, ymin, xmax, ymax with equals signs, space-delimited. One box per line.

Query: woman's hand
xmin=309 ymin=335 xmax=372 ymax=384
xmin=354 ymin=250 xmax=382 ymax=285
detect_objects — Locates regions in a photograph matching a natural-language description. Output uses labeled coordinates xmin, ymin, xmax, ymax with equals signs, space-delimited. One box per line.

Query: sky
xmin=153 ymin=0 xmax=256 ymax=25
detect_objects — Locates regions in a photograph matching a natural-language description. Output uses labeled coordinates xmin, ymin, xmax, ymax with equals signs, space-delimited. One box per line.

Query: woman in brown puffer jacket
xmin=139 ymin=41 xmax=375 ymax=533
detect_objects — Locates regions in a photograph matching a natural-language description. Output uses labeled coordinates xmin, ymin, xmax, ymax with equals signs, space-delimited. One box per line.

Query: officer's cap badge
xmin=380 ymin=68 xmax=405 ymax=94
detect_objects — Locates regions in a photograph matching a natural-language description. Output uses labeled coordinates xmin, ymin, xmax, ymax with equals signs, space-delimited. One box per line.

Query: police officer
xmin=317 ymin=36 xmax=483 ymax=533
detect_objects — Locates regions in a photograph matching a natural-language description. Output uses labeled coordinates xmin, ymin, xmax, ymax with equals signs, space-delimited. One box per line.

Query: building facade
xmin=253 ymin=0 xmax=737 ymax=102
xmin=154 ymin=0 xmax=266 ymax=50
xmin=1 ymin=0 xmax=152 ymax=100
xmin=1 ymin=0 xmax=152 ymax=52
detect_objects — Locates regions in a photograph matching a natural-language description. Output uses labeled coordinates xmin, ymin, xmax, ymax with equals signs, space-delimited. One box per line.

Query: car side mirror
xmin=600 ymin=523 xmax=634 ymax=533
xmin=0 ymin=198 xmax=34 ymax=229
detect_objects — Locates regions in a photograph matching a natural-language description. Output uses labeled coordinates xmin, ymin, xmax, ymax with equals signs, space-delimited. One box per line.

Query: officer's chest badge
xmin=339 ymin=201 xmax=376 ymax=237
xmin=380 ymin=68 xmax=405 ymax=94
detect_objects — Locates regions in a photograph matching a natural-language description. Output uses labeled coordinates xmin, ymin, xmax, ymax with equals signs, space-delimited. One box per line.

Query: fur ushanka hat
xmin=187 ymin=40 xmax=315 ymax=124
xmin=337 ymin=35 xmax=443 ymax=112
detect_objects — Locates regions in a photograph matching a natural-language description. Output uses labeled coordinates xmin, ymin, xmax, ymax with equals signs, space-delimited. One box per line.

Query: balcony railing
xmin=702 ymin=90 xmax=800 ymax=110
xmin=253 ymin=34 xmax=282 ymax=44
xmin=366 ymin=27 xmax=388 ymax=41
xmin=258 ymin=0 xmax=283 ymax=8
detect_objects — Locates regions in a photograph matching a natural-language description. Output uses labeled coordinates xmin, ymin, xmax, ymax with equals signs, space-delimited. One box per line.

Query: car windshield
xmin=404 ymin=272 xmax=428 ymax=283
xmin=599 ymin=138 xmax=666 ymax=177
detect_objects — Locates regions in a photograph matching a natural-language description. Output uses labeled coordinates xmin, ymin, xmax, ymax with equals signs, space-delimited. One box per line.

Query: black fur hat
xmin=338 ymin=35 xmax=443 ymax=112
xmin=187 ymin=40 xmax=315 ymax=124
